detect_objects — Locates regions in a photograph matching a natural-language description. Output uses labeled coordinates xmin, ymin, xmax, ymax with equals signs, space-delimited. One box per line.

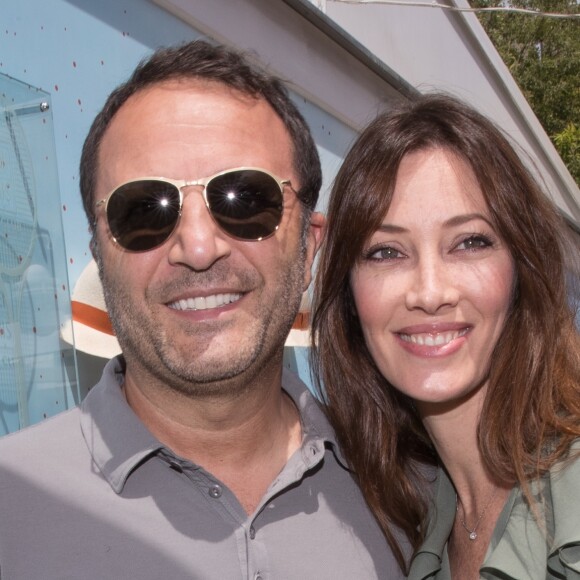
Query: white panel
xmin=321 ymin=0 xmax=580 ymax=222
xmin=153 ymin=0 xmax=407 ymax=131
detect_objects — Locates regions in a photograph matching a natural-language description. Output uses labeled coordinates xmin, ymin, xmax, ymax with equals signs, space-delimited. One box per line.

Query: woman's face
xmin=350 ymin=148 xmax=514 ymax=413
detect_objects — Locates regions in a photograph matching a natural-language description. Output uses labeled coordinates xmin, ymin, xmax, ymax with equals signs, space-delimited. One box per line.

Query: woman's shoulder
xmin=549 ymin=437 xmax=580 ymax=519
xmin=477 ymin=442 xmax=580 ymax=579
xmin=547 ymin=439 xmax=580 ymax=577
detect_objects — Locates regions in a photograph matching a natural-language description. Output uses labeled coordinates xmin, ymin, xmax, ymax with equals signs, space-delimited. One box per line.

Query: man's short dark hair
xmin=80 ymin=39 xmax=322 ymax=232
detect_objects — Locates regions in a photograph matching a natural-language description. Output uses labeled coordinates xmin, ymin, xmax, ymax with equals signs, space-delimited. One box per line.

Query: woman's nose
xmin=404 ymin=256 xmax=459 ymax=314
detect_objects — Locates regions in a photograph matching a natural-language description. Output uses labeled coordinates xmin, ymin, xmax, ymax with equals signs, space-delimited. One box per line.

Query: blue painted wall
xmin=0 ymin=0 xmax=355 ymax=419
xmin=1 ymin=0 xmax=354 ymax=286
xmin=1 ymin=0 xmax=201 ymax=286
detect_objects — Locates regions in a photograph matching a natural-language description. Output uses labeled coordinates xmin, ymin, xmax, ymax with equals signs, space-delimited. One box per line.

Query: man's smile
xmin=167 ymin=292 xmax=243 ymax=311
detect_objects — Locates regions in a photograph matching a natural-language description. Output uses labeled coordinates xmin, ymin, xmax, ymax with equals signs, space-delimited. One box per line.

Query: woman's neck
xmin=418 ymin=390 xmax=512 ymax=579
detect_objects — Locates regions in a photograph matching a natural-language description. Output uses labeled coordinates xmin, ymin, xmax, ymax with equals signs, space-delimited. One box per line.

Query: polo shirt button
xmin=249 ymin=526 xmax=256 ymax=539
xmin=208 ymin=484 xmax=222 ymax=498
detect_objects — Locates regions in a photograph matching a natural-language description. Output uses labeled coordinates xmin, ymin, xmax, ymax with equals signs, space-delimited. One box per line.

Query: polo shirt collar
xmin=81 ymin=359 xmax=345 ymax=494
xmin=80 ymin=356 xmax=163 ymax=494
xmin=280 ymin=367 xmax=347 ymax=467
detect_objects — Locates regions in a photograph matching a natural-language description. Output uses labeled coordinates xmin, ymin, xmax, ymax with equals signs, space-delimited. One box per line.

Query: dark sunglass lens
xmin=206 ymin=170 xmax=283 ymax=240
xmin=106 ymin=180 xmax=181 ymax=251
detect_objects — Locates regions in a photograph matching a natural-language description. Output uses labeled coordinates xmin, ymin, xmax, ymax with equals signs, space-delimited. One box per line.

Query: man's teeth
xmin=169 ymin=293 xmax=242 ymax=311
xmin=400 ymin=328 xmax=468 ymax=346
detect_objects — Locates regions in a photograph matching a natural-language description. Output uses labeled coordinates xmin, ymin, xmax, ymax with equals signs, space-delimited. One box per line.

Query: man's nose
xmin=404 ymin=255 xmax=459 ymax=314
xmin=166 ymin=187 xmax=232 ymax=271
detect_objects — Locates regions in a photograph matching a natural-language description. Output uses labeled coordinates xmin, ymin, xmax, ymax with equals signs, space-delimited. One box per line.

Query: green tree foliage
xmin=471 ymin=0 xmax=579 ymax=185
xmin=554 ymin=123 xmax=580 ymax=181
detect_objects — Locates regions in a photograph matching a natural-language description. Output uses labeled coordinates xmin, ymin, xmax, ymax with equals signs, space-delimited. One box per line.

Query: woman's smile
xmin=351 ymin=148 xmax=514 ymax=406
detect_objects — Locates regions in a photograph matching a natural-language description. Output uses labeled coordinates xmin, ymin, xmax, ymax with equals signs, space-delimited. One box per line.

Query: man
xmin=0 ymin=40 xmax=405 ymax=578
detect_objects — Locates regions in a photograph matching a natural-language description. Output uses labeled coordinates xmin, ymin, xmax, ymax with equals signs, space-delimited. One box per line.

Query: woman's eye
xmin=455 ymin=235 xmax=493 ymax=251
xmin=366 ymin=246 xmax=404 ymax=261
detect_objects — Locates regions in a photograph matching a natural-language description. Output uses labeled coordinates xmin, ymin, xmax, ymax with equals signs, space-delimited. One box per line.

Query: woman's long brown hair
xmin=310 ymin=93 xmax=580 ymax=573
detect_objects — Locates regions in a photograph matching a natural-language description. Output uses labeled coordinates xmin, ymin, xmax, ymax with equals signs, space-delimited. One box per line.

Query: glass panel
xmin=0 ymin=72 xmax=78 ymax=435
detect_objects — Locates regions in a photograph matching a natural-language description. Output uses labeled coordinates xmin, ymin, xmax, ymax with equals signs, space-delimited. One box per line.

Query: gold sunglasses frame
xmin=95 ymin=166 xmax=293 ymax=247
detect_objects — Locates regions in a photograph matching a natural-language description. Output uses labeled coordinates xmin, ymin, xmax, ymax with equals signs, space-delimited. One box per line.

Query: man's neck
xmin=123 ymin=365 xmax=303 ymax=514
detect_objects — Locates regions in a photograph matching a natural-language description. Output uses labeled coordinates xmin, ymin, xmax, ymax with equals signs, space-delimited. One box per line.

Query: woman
xmin=311 ymin=94 xmax=580 ymax=578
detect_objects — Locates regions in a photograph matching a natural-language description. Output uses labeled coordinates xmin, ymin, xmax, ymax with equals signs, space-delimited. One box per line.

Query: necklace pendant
xmin=469 ymin=531 xmax=477 ymax=541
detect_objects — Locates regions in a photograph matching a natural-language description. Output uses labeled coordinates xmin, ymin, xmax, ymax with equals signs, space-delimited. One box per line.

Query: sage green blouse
xmin=408 ymin=441 xmax=580 ymax=579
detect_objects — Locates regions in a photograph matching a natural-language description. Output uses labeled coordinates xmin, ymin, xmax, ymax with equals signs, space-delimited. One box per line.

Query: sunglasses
xmin=95 ymin=167 xmax=292 ymax=252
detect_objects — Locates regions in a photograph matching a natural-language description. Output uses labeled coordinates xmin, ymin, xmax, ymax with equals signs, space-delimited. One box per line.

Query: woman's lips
xmin=398 ymin=328 xmax=469 ymax=346
xmin=395 ymin=324 xmax=471 ymax=357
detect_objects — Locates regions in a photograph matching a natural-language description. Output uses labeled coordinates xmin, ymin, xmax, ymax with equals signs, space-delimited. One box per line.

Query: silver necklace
xmin=455 ymin=489 xmax=498 ymax=541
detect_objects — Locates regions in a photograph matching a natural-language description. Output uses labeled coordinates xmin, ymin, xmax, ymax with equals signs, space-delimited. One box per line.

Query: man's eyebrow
xmin=376 ymin=213 xmax=493 ymax=233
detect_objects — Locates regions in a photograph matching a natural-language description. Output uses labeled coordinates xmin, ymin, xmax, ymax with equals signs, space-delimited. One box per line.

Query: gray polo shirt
xmin=0 ymin=357 xmax=405 ymax=579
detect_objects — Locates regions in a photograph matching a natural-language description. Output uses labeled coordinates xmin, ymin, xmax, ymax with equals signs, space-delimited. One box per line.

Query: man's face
xmin=94 ymin=80 xmax=322 ymax=396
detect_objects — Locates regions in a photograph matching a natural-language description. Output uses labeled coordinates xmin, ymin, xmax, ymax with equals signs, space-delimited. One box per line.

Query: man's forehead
xmin=103 ymin=78 xmax=288 ymax=146
xmin=163 ymin=76 xmax=253 ymax=98
xmin=96 ymin=78 xmax=296 ymax=190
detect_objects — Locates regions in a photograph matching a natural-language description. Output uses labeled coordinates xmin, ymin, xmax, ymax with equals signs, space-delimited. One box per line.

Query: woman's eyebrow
xmin=443 ymin=213 xmax=494 ymax=229
xmin=376 ymin=213 xmax=492 ymax=233
xmin=376 ymin=223 xmax=408 ymax=234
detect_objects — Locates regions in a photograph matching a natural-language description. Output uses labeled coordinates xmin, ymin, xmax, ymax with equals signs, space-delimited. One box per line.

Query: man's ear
xmin=303 ymin=211 xmax=326 ymax=291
